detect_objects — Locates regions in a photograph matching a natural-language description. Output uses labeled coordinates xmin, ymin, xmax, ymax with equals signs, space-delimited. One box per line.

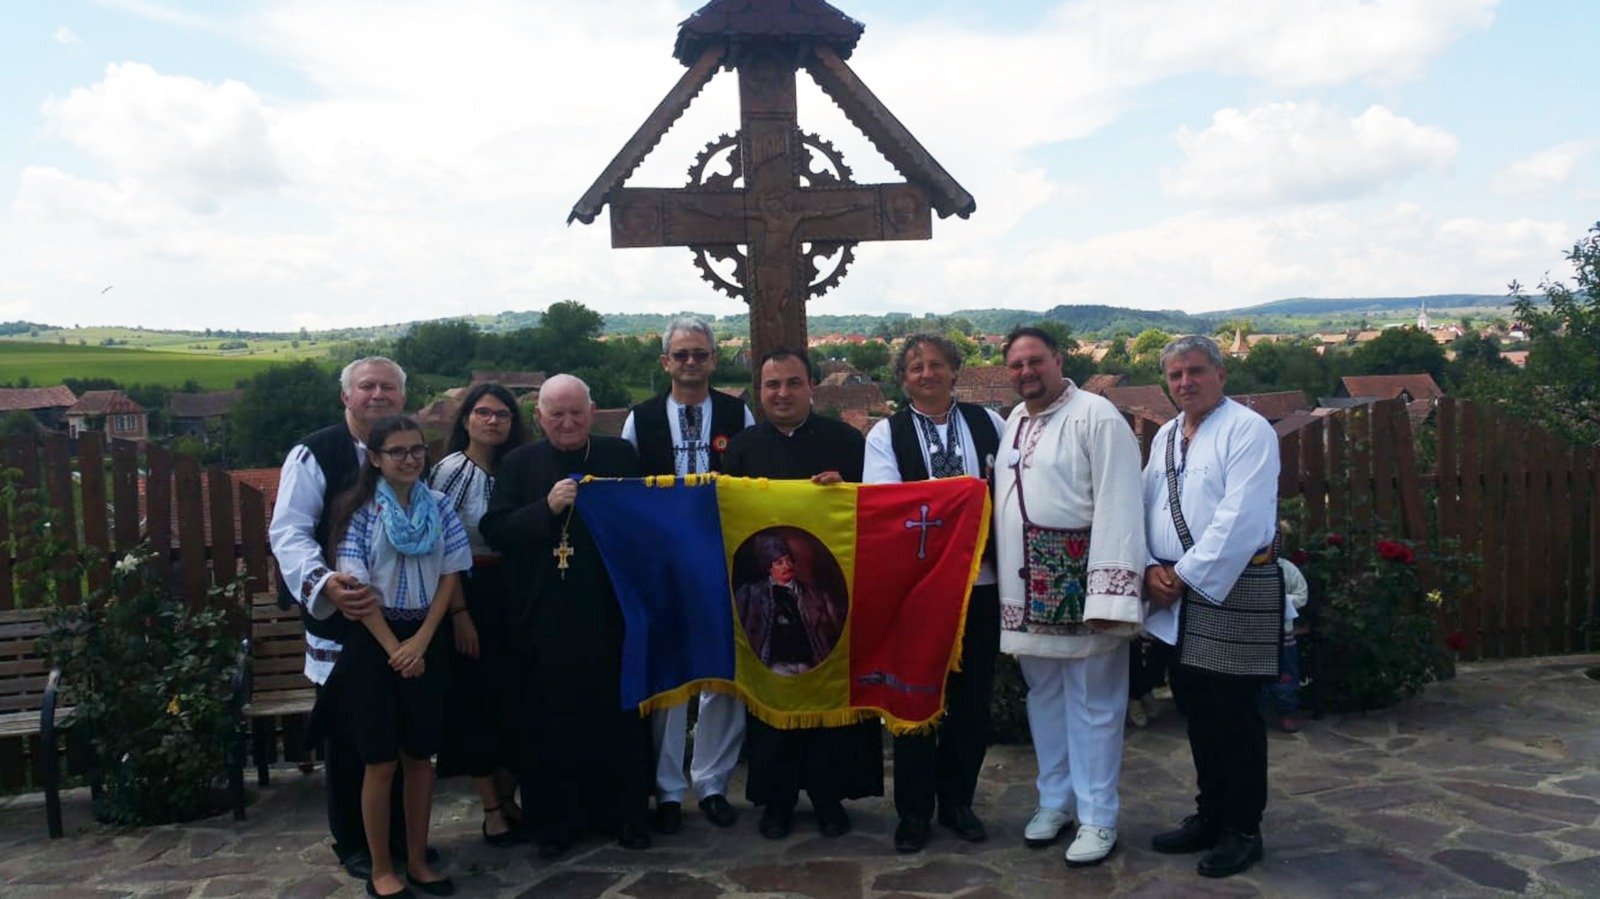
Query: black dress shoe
xmin=815 ymin=803 xmax=851 ymax=838
xmin=652 ymin=801 xmax=683 ymax=835
xmin=894 ymin=817 xmax=931 ymax=853
xmin=758 ymin=804 xmax=793 ymax=840
xmin=537 ymin=832 xmax=573 ymax=859
xmin=618 ymin=818 xmax=652 ymax=850
xmin=406 ymin=873 xmax=456 ymax=897
xmin=342 ymin=850 xmax=374 ymax=881
xmin=1198 ymin=828 xmax=1263 ymax=878
xmin=1151 ymin=814 xmax=1221 ymax=854
xmin=937 ymin=806 xmax=988 ymax=842
xmin=699 ymin=794 xmax=739 ymax=828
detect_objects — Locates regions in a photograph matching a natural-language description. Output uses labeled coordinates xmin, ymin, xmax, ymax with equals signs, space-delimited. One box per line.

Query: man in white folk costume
xmin=620 ymin=316 xmax=754 ymax=834
xmin=1143 ymin=334 xmax=1283 ymax=879
xmin=993 ymin=327 xmax=1147 ymax=867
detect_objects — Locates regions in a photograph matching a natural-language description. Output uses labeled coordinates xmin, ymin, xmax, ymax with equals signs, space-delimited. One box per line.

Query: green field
xmin=0 ymin=341 xmax=306 ymax=389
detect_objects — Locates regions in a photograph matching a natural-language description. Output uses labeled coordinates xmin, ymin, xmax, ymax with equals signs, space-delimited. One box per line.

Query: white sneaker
xmin=1065 ymin=825 xmax=1118 ymax=866
xmin=1024 ymin=807 xmax=1073 ymax=847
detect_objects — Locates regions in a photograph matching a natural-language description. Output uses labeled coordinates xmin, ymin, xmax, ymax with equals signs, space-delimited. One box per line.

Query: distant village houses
xmin=66 ymin=390 xmax=148 ymax=442
xmin=0 ymin=385 xmax=77 ymax=431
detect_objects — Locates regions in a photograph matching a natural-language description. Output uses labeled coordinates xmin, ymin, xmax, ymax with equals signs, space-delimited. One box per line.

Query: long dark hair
xmin=325 ymin=415 xmax=424 ymax=560
xmin=446 ymin=382 xmax=528 ymax=464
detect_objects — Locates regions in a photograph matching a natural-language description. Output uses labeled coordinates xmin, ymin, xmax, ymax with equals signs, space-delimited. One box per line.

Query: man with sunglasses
xmin=269 ymin=356 xmax=434 ymax=881
xmin=621 ymin=316 xmax=755 ymax=834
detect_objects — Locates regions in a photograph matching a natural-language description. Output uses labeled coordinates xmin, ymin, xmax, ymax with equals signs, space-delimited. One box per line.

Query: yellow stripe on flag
xmin=716 ymin=477 xmax=871 ymax=729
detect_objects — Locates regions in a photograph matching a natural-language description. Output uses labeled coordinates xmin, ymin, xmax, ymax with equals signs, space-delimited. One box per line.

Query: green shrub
xmin=1297 ymin=520 xmax=1471 ymax=712
xmin=44 ymin=547 xmax=242 ymax=825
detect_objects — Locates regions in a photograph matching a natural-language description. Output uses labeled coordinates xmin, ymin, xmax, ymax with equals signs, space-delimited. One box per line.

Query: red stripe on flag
xmin=849 ymin=480 xmax=988 ymax=725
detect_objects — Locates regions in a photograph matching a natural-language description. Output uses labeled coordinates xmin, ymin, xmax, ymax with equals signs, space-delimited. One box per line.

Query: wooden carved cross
xmin=571 ymin=1 xmax=974 ymax=385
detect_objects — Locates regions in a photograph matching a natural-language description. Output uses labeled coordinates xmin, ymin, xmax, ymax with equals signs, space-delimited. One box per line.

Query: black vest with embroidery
xmin=888 ymin=402 xmax=1001 ymax=561
xmin=274 ymin=423 xmax=359 ymax=643
xmin=630 ymin=390 xmax=749 ymax=476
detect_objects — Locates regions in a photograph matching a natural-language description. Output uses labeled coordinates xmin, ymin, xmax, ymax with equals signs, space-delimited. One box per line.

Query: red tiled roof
xmin=1339 ymin=374 xmax=1444 ymax=402
xmin=0 ymin=385 xmax=77 ymax=412
xmin=1081 ymin=374 xmax=1127 ymax=394
xmin=1230 ymin=391 xmax=1312 ymax=422
xmin=170 ymin=390 xmax=243 ymax=419
xmin=472 ymin=371 xmax=546 ymax=390
xmin=590 ymin=408 xmax=630 ymax=438
xmin=1102 ymin=385 xmax=1177 ymax=425
xmin=67 ymin=390 xmax=146 ymax=415
xmin=953 ymin=366 xmax=1013 ymax=408
xmin=812 ymin=382 xmax=890 ymax=415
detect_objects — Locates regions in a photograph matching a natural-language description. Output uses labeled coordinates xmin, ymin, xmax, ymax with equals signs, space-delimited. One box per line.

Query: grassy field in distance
xmin=0 ymin=341 xmax=313 ymax=389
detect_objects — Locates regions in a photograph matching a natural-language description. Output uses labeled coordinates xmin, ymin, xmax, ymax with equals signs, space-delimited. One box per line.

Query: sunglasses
xmin=670 ymin=349 xmax=712 ymax=362
xmin=470 ymin=407 xmax=513 ymax=422
xmin=377 ymin=445 xmax=428 ymax=462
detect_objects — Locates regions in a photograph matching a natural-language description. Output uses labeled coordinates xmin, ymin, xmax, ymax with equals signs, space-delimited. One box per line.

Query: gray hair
xmin=661 ymin=316 xmax=715 ymax=354
xmin=1158 ymin=335 xmax=1225 ymax=372
xmin=537 ymin=373 xmax=592 ymax=410
xmin=339 ymin=356 xmax=407 ymax=392
xmin=893 ymin=332 xmax=965 ymax=384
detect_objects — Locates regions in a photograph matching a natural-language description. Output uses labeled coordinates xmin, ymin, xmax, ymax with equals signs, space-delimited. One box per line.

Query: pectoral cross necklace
xmin=553 ymin=439 xmax=592 ymax=579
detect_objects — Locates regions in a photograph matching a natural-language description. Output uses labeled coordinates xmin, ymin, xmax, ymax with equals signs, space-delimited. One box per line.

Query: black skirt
xmin=436 ymin=561 xmax=525 ymax=778
xmin=342 ymin=613 xmax=450 ymax=764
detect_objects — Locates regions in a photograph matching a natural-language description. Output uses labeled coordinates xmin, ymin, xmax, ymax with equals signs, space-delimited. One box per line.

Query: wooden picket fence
xmin=0 ymin=431 xmax=273 ymax=789
xmin=1129 ymin=397 xmax=1600 ymax=660
xmin=2 ymin=401 xmax=1597 ymax=789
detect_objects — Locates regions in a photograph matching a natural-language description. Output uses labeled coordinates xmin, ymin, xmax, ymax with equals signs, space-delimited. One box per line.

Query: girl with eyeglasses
xmin=326 ymin=415 xmax=472 ymax=898
xmin=427 ymin=383 xmax=531 ymax=847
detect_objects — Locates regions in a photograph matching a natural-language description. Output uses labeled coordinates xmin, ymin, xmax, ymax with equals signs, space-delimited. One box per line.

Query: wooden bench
xmin=228 ymin=594 xmax=318 ymax=819
xmin=0 ymin=609 xmax=72 ymax=837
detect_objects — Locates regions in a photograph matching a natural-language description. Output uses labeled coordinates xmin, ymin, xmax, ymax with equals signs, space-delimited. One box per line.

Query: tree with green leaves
xmin=393 ymin=319 xmax=479 ymax=379
xmin=227 ymin=361 xmax=342 ymax=467
xmin=1344 ymin=327 xmax=1447 ymax=383
xmin=1496 ymin=222 xmax=1600 ymax=443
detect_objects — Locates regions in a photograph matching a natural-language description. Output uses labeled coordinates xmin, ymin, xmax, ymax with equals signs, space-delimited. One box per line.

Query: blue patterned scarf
xmin=377 ymin=479 xmax=442 ymax=556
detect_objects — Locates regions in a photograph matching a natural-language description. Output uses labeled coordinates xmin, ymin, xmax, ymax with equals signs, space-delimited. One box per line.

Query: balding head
xmin=536 ymin=374 xmax=595 ymax=451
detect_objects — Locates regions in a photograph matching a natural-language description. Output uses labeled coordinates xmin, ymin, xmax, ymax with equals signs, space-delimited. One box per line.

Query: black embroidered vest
xmin=888 ymin=402 xmax=1001 ymax=561
xmin=274 ymin=423 xmax=360 ymax=643
xmin=630 ymin=390 xmax=749 ymax=476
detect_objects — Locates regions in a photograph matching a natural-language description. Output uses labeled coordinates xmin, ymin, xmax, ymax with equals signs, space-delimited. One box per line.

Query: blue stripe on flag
xmin=576 ymin=477 xmax=735 ymax=708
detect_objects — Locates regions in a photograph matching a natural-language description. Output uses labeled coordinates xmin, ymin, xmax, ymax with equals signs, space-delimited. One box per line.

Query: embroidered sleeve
xmin=1087 ymin=567 xmax=1141 ymax=599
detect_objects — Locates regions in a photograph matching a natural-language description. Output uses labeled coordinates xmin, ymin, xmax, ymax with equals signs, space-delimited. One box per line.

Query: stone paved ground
xmin=3 ymin=654 xmax=1598 ymax=897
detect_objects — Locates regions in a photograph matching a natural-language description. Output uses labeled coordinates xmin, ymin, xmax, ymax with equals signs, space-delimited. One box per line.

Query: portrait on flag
xmin=733 ymin=529 xmax=848 ymax=676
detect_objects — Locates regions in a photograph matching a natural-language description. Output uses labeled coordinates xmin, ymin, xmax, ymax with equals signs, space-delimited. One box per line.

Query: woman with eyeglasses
xmin=426 ymin=383 xmax=530 ymax=847
xmin=325 ymin=414 xmax=472 ymax=897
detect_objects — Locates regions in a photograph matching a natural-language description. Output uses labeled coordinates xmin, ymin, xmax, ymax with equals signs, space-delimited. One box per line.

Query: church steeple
xmin=1417 ymin=300 xmax=1430 ymax=331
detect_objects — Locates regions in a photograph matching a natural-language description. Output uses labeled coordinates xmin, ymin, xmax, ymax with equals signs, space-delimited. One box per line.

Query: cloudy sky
xmin=1 ymin=0 xmax=1592 ymax=331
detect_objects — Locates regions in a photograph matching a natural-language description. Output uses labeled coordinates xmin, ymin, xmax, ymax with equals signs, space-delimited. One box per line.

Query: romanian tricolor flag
xmin=575 ymin=475 xmax=991 ymax=734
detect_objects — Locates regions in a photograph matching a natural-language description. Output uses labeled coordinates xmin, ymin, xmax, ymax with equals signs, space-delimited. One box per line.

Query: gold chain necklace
xmin=553 ymin=439 xmax=592 ymax=579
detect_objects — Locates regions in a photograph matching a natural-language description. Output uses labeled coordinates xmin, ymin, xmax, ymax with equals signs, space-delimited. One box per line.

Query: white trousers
xmin=1019 ymin=645 xmax=1129 ymax=829
xmin=650 ymin=691 xmax=746 ymax=803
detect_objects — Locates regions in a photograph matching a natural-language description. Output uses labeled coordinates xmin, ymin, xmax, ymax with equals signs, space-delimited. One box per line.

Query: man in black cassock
xmin=720 ymin=348 xmax=884 ymax=840
xmin=479 ymin=374 xmax=653 ymax=857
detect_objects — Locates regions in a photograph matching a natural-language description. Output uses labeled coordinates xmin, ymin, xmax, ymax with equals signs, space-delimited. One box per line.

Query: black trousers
xmin=317 ymin=682 xmax=408 ymax=862
xmin=892 ymin=583 xmax=1000 ymax=821
xmin=1169 ymin=664 xmax=1268 ymax=834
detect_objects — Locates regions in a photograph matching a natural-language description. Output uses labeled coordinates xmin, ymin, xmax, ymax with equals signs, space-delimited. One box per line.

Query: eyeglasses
xmin=378 ymin=445 xmax=428 ymax=462
xmin=470 ymin=407 xmax=513 ymax=422
xmin=670 ymin=349 xmax=712 ymax=362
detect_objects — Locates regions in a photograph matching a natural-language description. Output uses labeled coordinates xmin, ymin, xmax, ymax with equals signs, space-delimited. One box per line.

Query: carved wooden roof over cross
xmin=568 ymin=0 xmax=974 ymax=376
xmin=673 ymin=0 xmax=865 ymax=64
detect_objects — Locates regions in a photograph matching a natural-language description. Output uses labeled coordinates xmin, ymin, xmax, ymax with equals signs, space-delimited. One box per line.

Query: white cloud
xmin=1064 ymin=0 xmax=1498 ymax=88
xmin=1162 ymin=103 xmax=1457 ymax=206
xmin=1492 ymin=141 xmax=1589 ymax=198
xmin=53 ymin=26 xmax=79 ymax=45
xmin=42 ymin=62 xmax=284 ymax=212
